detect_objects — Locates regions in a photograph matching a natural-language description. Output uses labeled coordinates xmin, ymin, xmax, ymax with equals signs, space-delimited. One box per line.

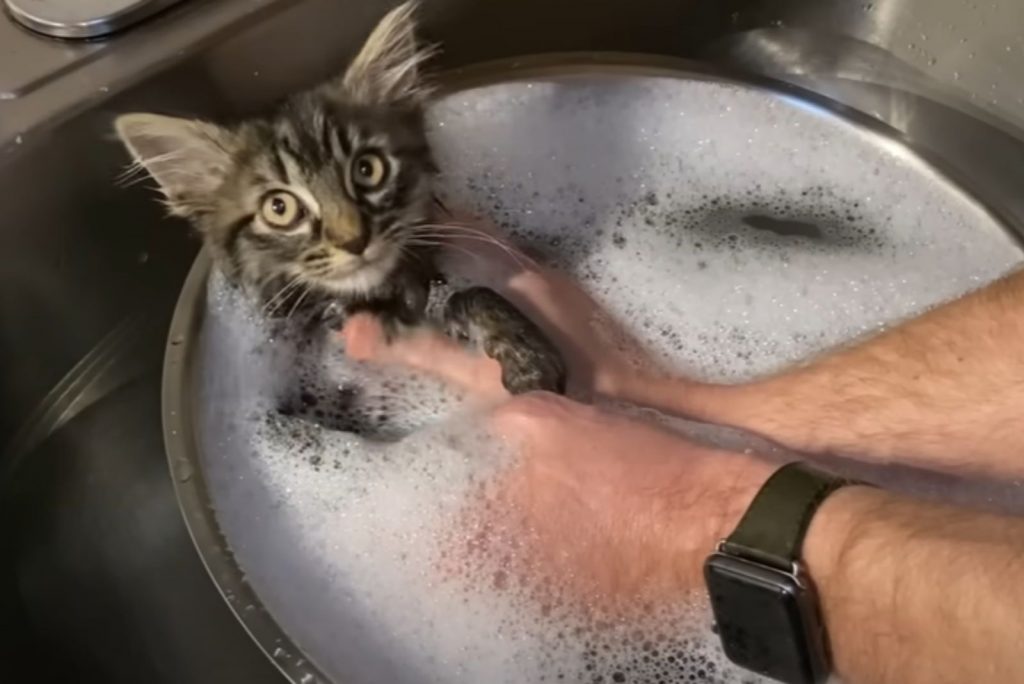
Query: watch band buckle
xmin=715 ymin=538 xmax=808 ymax=584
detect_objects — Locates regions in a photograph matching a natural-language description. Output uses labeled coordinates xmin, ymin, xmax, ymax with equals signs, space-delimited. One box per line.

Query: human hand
xmin=466 ymin=393 xmax=773 ymax=611
xmin=340 ymin=312 xmax=509 ymax=403
xmin=343 ymin=312 xmax=768 ymax=600
xmin=430 ymin=212 xmax=670 ymax=399
xmin=438 ymin=215 xmax=754 ymax=424
xmin=340 ymin=216 xmax=775 ymax=610
xmin=342 ymin=308 xmax=772 ymax=611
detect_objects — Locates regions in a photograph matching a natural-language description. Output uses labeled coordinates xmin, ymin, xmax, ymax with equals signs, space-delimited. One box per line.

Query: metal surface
xmin=164 ymin=57 xmax=1024 ymax=684
xmin=1 ymin=0 xmax=1023 ymax=682
xmin=5 ymin=373 xmax=287 ymax=683
xmin=0 ymin=23 xmax=105 ymax=100
xmin=710 ymin=0 xmax=1024 ymax=253
xmin=164 ymin=251 xmax=315 ymax=681
xmin=4 ymin=0 xmax=189 ymax=39
xmin=723 ymin=0 xmax=1024 ymax=127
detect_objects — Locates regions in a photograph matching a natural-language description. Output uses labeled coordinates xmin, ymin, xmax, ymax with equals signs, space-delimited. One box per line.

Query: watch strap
xmin=721 ymin=462 xmax=854 ymax=572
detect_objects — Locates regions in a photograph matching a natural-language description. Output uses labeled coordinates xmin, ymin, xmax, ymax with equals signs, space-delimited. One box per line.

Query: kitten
xmin=115 ymin=1 xmax=565 ymax=395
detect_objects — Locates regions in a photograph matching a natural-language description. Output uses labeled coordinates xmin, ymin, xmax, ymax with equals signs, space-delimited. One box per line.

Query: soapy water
xmin=197 ymin=75 xmax=1023 ymax=683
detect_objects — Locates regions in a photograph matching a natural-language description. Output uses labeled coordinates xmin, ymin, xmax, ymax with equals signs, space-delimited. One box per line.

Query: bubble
xmin=197 ymin=75 xmax=1023 ymax=684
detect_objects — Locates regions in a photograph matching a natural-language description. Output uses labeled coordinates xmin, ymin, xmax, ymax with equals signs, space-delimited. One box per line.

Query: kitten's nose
xmin=323 ymin=199 xmax=370 ymax=255
xmin=340 ymin=230 xmax=370 ymax=256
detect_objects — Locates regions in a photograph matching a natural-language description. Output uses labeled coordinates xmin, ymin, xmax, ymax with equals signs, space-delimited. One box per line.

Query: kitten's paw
xmin=318 ymin=301 xmax=347 ymax=331
xmin=496 ymin=345 xmax=568 ymax=395
xmin=444 ymin=286 xmax=567 ymax=395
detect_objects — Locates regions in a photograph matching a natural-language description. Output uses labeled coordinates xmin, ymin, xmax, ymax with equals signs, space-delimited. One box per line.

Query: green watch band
xmin=721 ymin=462 xmax=854 ymax=571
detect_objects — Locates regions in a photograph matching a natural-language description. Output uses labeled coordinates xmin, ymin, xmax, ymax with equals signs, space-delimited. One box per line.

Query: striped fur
xmin=115 ymin=2 xmax=437 ymax=310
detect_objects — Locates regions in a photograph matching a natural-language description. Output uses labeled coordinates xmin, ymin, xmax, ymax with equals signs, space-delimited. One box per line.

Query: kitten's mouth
xmin=313 ymin=243 xmax=400 ymax=294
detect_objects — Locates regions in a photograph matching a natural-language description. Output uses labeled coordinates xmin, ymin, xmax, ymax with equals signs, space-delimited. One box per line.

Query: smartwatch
xmin=704 ymin=462 xmax=854 ymax=684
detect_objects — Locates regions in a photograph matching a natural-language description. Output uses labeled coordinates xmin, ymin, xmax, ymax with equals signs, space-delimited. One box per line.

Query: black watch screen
xmin=704 ymin=553 xmax=830 ymax=684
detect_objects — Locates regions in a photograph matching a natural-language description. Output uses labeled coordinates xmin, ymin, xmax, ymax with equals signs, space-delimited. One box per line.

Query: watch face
xmin=704 ymin=554 xmax=828 ymax=684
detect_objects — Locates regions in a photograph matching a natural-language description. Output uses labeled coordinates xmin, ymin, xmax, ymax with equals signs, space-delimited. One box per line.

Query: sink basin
xmin=2 ymin=1 xmax=1023 ymax=682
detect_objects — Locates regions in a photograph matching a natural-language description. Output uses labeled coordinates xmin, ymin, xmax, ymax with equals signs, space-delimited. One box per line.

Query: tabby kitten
xmin=116 ymin=1 xmax=565 ymax=395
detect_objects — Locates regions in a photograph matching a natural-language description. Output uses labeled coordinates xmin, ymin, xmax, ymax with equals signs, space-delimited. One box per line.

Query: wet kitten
xmin=446 ymin=287 xmax=566 ymax=394
xmin=115 ymin=1 xmax=565 ymax=395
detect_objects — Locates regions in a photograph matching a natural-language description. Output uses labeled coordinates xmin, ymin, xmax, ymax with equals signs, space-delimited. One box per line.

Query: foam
xmin=197 ymin=74 xmax=1023 ymax=684
xmin=431 ymin=77 xmax=1020 ymax=382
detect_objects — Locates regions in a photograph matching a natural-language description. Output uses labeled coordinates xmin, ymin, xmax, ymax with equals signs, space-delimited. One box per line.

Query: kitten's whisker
xmin=262 ymin=275 xmax=305 ymax=317
xmin=262 ymin=282 xmax=295 ymax=317
xmin=286 ymin=285 xmax=313 ymax=321
xmin=411 ymin=223 xmax=537 ymax=268
xmin=395 ymin=243 xmax=427 ymax=265
xmin=413 ymin=221 xmax=497 ymax=232
xmin=263 ymin=276 xmax=303 ymax=313
xmin=404 ymin=238 xmax=485 ymax=264
xmin=414 ymin=222 xmax=517 ymax=243
xmin=407 ymin=229 xmax=535 ymax=271
xmin=380 ymin=222 xmax=413 ymax=240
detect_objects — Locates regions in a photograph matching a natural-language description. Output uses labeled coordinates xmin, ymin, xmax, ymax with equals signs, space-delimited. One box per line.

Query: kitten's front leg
xmin=444 ymin=286 xmax=567 ymax=395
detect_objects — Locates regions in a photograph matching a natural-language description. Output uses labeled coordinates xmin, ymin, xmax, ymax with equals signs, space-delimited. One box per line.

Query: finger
xmin=386 ymin=328 xmax=507 ymax=399
xmin=340 ymin=315 xmax=509 ymax=400
xmin=339 ymin=313 xmax=386 ymax=361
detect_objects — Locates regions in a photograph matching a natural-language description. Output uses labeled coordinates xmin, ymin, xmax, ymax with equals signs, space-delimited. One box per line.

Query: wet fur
xmin=446 ymin=287 xmax=567 ymax=394
xmin=115 ymin=1 xmax=565 ymax=395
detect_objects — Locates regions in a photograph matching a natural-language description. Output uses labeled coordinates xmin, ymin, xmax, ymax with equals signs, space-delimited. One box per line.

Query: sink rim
xmin=4 ymin=0 xmax=191 ymax=39
xmin=162 ymin=52 xmax=1020 ymax=684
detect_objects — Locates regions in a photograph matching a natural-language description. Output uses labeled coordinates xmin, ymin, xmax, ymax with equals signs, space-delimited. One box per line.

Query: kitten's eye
xmin=352 ymin=152 xmax=388 ymax=190
xmin=260 ymin=191 xmax=306 ymax=229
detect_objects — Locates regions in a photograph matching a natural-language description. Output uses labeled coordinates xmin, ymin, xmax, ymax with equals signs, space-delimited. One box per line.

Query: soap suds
xmin=196 ymin=75 xmax=1023 ymax=683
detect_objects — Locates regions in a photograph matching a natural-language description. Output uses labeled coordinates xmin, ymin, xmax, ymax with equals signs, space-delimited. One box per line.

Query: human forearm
xmin=502 ymin=399 xmax=1024 ymax=684
xmin=633 ymin=269 xmax=1024 ymax=477
xmin=802 ymin=486 xmax=1024 ymax=684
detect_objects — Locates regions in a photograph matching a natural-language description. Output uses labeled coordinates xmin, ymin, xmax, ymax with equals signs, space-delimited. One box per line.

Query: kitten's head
xmin=116 ymin=2 xmax=437 ymax=300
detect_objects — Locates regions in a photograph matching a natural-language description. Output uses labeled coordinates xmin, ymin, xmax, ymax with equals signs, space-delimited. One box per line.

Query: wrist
xmin=801 ymin=485 xmax=891 ymax=679
xmin=712 ymin=454 xmax=778 ymax=542
xmin=803 ymin=485 xmax=889 ymax=586
xmin=704 ymin=465 xmax=868 ymax=684
xmin=658 ymin=451 xmax=776 ymax=590
xmin=684 ymin=376 xmax=822 ymax=457
xmin=615 ymin=372 xmax=788 ymax=445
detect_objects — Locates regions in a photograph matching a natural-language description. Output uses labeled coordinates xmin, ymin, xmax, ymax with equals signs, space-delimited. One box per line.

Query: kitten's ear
xmin=339 ymin=1 xmax=436 ymax=105
xmin=115 ymin=113 xmax=236 ymax=217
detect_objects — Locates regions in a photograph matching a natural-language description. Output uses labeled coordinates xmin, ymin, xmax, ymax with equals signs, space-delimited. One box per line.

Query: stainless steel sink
xmin=1 ymin=1 xmax=1022 ymax=682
